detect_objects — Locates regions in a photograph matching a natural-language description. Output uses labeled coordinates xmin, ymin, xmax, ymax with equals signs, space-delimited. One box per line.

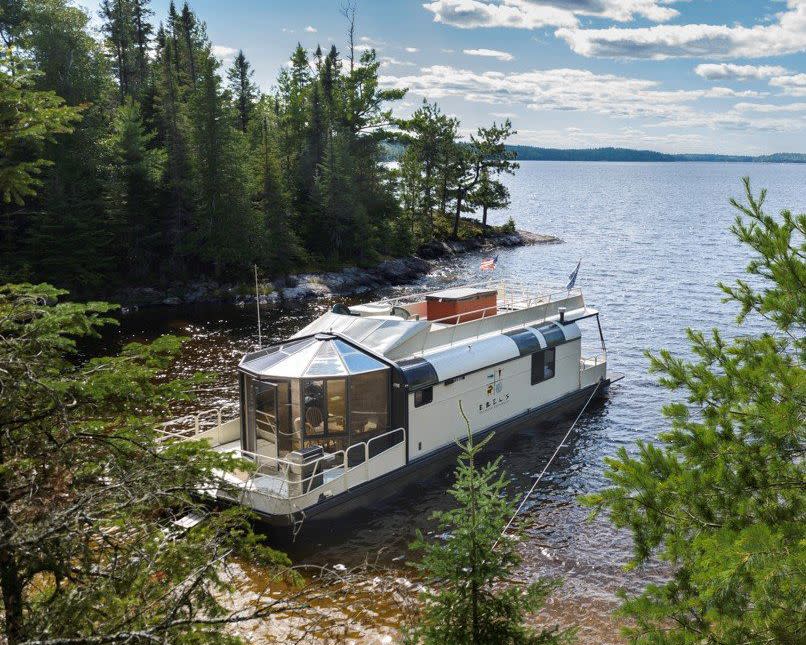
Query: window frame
xmin=531 ymin=348 xmax=556 ymax=385
xmin=414 ymin=386 xmax=433 ymax=408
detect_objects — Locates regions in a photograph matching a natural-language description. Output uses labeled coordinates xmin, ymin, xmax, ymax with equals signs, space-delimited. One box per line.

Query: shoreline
xmin=114 ymin=229 xmax=561 ymax=311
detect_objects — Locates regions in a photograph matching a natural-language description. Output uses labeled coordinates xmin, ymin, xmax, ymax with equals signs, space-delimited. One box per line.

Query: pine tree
xmin=131 ymin=0 xmax=153 ymax=94
xmin=179 ymin=1 xmax=197 ymax=87
xmin=400 ymin=100 xmax=459 ymax=239
xmin=469 ymin=166 xmax=510 ymax=229
xmin=0 ymin=51 xmax=80 ymax=206
xmin=253 ymin=111 xmax=302 ymax=274
xmin=104 ymin=97 xmax=166 ymax=280
xmin=16 ymin=0 xmax=118 ymax=293
xmin=99 ymin=0 xmax=132 ymax=101
xmin=0 ymin=283 xmax=299 ymax=643
xmin=449 ymin=120 xmax=517 ymax=239
xmin=583 ymin=179 xmax=805 ymax=643
xmin=189 ymin=55 xmax=255 ymax=276
xmin=154 ymin=32 xmax=192 ymax=275
xmin=227 ymin=49 xmax=257 ymax=133
xmin=409 ymin=406 xmax=572 ymax=645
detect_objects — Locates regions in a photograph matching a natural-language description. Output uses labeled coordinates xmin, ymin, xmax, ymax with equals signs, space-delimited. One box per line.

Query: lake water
xmin=111 ymin=161 xmax=806 ymax=642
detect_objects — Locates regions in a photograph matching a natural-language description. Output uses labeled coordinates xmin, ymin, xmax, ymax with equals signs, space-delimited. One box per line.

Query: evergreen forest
xmin=0 ymin=0 xmax=518 ymax=297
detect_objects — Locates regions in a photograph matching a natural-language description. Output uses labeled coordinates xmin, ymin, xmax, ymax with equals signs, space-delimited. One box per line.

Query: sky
xmin=79 ymin=0 xmax=806 ymax=154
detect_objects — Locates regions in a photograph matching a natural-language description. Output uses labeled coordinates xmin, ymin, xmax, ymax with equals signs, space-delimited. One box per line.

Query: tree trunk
xmin=451 ymin=189 xmax=463 ymax=239
xmin=482 ymin=205 xmax=488 ymax=230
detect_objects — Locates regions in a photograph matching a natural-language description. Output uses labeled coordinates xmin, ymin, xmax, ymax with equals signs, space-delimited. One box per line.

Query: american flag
xmin=480 ymin=255 xmax=497 ymax=271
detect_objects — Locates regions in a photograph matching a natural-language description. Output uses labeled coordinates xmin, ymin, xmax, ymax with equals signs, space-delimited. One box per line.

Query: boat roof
xmin=241 ymin=282 xmax=597 ymax=381
xmin=292 ymin=282 xmax=595 ymax=360
xmin=239 ymin=334 xmax=389 ymax=378
xmin=292 ymin=313 xmax=430 ymax=356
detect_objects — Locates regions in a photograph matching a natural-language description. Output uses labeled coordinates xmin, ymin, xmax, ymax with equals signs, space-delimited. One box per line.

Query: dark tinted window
xmin=414 ymin=386 xmax=433 ymax=407
xmin=531 ymin=348 xmax=556 ymax=385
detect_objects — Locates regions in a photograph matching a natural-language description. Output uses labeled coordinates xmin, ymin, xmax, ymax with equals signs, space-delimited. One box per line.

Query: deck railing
xmin=378 ymin=280 xmax=580 ymax=313
xmin=156 ymin=403 xmax=239 ymax=442
xmin=580 ymin=352 xmax=607 ymax=368
xmin=401 ymin=284 xmax=584 ymax=356
xmin=229 ymin=427 xmax=407 ymax=502
xmin=579 ymin=352 xmax=607 ymax=388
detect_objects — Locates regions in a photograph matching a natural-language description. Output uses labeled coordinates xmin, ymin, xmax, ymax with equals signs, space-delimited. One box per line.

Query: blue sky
xmin=80 ymin=0 xmax=806 ymax=154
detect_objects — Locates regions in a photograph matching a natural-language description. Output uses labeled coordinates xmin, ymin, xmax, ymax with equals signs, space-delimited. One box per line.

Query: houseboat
xmin=160 ymin=281 xmax=621 ymax=534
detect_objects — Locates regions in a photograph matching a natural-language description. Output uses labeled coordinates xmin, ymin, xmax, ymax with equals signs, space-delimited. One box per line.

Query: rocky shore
xmin=113 ymin=229 xmax=560 ymax=310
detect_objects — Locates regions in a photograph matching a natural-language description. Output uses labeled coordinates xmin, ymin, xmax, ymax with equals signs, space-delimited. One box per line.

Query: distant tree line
xmin=0 ymin=0 xmax=517 ymax=297
xmin=505 ymin=146 xmax=806 ymax=163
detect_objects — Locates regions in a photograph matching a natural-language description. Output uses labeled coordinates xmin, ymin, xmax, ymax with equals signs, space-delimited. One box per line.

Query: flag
xmin=566 ymin=259 xmax=581 ymax=289
xmin=480 ymin=255 xmax=497 ymax=271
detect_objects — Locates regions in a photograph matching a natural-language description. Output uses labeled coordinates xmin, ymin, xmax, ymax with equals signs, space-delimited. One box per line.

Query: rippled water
xmin=107 ymin=162 xmax=805 ymax=642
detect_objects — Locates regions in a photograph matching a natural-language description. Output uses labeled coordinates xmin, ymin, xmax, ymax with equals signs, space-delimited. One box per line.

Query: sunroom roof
xmin=239 ymin=335 xmax=388 ymax=378
xmin=291 ymin=312 xmax=429 ymax=356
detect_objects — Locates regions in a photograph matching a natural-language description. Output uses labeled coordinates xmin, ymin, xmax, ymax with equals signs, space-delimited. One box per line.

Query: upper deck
xmin=293 ymin=281 xmax=597 ymax=361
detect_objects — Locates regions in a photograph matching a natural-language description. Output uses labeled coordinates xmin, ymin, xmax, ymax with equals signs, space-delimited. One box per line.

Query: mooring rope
xmin=494 ymin=378 xmax=602 ymax=550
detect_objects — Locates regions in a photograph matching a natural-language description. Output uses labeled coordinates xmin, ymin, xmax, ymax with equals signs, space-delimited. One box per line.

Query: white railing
xmin=579 ymin=352 xmax=607 ymax=388
xmin=401 ymin=285 xmax=584 ymax=356
xmin=230 ymin=427 xmax=406 ymax=502
xmin=156 ymin=403 xmax=239 ymax=442
xmin=580 ymin=352 xmax=607 ymax=368
xmin=377 ymin=280 xmax=579 ymax=313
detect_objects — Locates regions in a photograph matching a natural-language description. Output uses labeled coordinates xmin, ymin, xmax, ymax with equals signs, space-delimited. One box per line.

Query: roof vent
xmin=558 ymin=307 xmax=566 ymax=324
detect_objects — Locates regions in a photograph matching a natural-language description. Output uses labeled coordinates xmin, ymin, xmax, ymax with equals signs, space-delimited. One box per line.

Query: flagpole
xmin=254 ymin=264 xmax=262 ymax=350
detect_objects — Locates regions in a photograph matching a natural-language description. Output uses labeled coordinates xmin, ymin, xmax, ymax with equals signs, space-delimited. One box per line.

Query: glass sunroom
xmin=238 ymin=334 xmax=391 ymax=461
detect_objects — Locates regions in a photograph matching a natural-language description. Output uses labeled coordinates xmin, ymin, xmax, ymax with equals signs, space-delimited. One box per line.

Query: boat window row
xmin=410 ymin=347 xmax=557 ymax=410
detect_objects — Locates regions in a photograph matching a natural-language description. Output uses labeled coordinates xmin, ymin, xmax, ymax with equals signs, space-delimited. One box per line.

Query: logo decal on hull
xmin=480 ymin=368 xmax=509 ymax=413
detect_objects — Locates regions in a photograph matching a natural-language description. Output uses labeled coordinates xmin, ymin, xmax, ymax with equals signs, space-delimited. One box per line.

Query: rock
xmin=115 ymin=286 xmax=164 ymax=307
xmin=416 ymin=239 xmax=448 ymax=259
xmin=115 ymin=228 xmax=558 ymax=311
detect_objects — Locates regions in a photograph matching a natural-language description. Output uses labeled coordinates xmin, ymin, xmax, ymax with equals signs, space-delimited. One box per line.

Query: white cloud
xmin=212 ymin=45 xmax=238 ymax=65
xmin=463 ymin=48 xmax=514 ymax=61
xmin=380 ymin=56 xmax=417 ymax=67
xmin=770 ymin=73 xmax=806 ymax=96
xmin=694 ymin=63 xmax=789 ymax=81
xmin=305 ymin=25 xmax=317 ymax=33
xmin=381 ymin=64 xmax=804 ymax=133
xmin=733 ymin=101 xmax=806 ymax=113
xmin=441 ymin=48 xmax=455 ymax=53
xmin=702 ymin=86 xmax=767 ymax=98
xmin=422 ymin=0 xmax=678 ymax=31
xmin=405 ymin=46 xmax=420 ymax=53
xmin=556 ymin=0 xmax=806 ymax=59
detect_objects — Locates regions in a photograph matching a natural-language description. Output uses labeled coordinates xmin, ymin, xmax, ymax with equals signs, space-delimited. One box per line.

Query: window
xmin=303 ymin=379 xmax=325 ymax=437
xmin=327 ymin=378 xmax=346 ymax=435
xmin=349 ymin=371 xmax=390 ymax=442
xmin=414 ymin=386 xmax=433 ymax=407
xmin=531 ymin=348 xmax=556 ymax=385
